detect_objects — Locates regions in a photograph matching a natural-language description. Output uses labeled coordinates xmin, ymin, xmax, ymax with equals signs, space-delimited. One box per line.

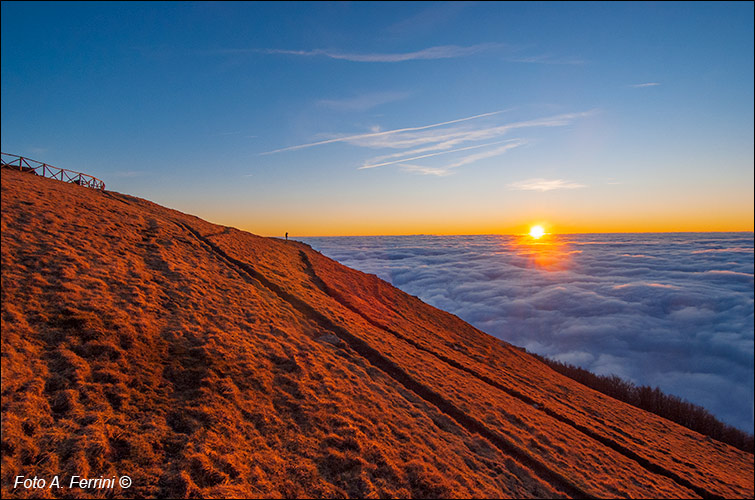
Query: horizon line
xmin=270 ymin=230 xmax=755 ymax=239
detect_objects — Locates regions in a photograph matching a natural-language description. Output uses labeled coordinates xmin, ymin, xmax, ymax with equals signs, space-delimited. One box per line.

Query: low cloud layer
xmin=302 ymin=233 xmax=755 ymax=433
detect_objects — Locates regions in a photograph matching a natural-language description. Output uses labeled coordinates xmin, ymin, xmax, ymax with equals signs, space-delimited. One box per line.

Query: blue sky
xmin=2 ymin=1 xmax=753 ymax=236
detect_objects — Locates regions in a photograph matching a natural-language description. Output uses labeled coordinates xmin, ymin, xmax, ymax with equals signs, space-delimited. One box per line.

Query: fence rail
xmin=1 ymin=152 xmax=105 ymax=190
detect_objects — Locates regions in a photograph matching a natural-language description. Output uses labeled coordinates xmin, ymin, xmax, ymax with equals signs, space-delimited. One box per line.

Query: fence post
xmin=2 ymin=153 xmax=104 ymax=190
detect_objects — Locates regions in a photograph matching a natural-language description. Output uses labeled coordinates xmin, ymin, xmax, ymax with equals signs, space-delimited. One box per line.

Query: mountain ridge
xmin=2 ymin=168 xmax=753 ymax=498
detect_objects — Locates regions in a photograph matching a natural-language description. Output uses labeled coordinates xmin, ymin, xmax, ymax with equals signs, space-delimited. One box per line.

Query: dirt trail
xmin=178 ymin=222 xmax=592 ymax=499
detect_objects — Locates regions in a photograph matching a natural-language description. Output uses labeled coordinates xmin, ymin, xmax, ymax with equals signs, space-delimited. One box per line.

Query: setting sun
xmin=529 ymin=225 xmax=546 ymax=239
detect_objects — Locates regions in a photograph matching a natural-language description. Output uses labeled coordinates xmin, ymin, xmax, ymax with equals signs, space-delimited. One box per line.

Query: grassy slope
xmin=1 ymin=168 xmax=752 ymax=498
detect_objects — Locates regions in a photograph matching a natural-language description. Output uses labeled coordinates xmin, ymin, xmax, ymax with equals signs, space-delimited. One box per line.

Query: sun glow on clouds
xmin=302 ymin=232 xmax=755 ymax=433
xmin=513 ymin=230 xmax=577 ymax=271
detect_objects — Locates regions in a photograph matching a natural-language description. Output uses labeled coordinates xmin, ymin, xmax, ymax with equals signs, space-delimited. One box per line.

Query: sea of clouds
xmin=301 ymin=233 xmax=754 ymax=433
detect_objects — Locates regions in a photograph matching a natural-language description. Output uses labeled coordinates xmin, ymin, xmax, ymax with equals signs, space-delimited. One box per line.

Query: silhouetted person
xmin=285 ymin=232 xmax=288 ymax=241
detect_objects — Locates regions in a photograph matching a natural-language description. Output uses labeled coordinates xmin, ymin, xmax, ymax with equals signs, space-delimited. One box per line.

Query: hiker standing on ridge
xmin=285 ymin=232 xmax=288 ymax=241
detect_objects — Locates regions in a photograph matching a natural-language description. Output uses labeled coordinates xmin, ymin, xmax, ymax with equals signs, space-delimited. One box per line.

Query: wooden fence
xmin=1 ymin=152 xmax=105 ymax=190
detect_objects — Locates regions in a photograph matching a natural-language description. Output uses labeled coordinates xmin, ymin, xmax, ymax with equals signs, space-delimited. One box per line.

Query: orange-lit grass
xmin=1 ymin=170 xmax=534 ymax=498
xmin=2 ymin=168 xmax=752 ymax=499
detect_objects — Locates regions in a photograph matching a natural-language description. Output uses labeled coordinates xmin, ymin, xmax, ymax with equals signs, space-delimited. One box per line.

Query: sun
xmin=529 ymin=225 xmax=546 ymax=239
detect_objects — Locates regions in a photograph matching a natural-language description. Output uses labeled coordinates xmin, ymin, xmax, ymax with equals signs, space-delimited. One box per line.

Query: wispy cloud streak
xmin=366 ymin=140 xmax=527 ymax=175
xmin=355 ymin=111 xmax=594 ymax=150
xmin=206 ymin=42 xmax=585 ymax=66
xmin=264 ymin=108 xmax=593 ymax=174
xmin=395 ymin=141 xmax=527 ymax=176
xmin=359 ymin=140 xmax=515 ymax=169
xmin=260 ymin=110 xmax=507 ymax=155
xmin=353 ymin=111 xmax=592 ymax=173
xmin=508 ymin=178 xmax=586 ymax=191
xmin=504 ymin=54 xmax=585 ymax=65
xmin=630 ymin=82 xmax=661 ymax=88
xmin=245 ymin=43 xmax=505 ymax=62
xmin=398 ymin=164 xmax=454 ymax=176
xmin=316 ymin=91 xmax=410 ymax=111
xmin=445 ymin=141 xmax=526 ymax=168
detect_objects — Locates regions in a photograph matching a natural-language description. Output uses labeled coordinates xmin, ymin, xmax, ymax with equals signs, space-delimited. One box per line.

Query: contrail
xmin=359 ymin=140 xmax=512 ymax=169
xmin=260 ymin=110 xmax=508 ymax=155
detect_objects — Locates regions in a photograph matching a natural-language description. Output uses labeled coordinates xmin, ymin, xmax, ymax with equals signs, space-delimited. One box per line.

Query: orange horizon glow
xmin=253 ymin=224 xmax=753 ymax=238
xmin=193 ymin=205 xmax=754 ymax=238
xmin=252 ymin=210 xmax=751 ymax=237
xmin=242 ymin=224 xmax=755 ymax=238
xmin=194 ymin=181 xmax=753 ymax=237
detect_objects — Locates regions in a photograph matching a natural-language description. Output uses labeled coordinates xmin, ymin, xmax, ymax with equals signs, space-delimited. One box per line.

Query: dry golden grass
xmin=2 ymin=168 xmax=753 ymax=498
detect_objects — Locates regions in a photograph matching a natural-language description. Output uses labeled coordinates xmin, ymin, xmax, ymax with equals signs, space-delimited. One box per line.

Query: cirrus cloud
xmin=508 ymin=178 xmax=586 ymax=191
xmin=207 ymin=43 xmax=507 ymax=63
xmin=264 ymin=43 xmax=505 ymax=62
xmin=316 ymin=91 xmax=411 ymax=112
xmin=263 ymin=109 xmax=596 ymax=175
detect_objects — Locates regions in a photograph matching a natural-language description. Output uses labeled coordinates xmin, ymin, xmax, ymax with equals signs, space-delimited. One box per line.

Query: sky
xmin=1 ymin=1 xmax=753 ymax=236
xmin=302 ymin=233 xmax=754 ymax=433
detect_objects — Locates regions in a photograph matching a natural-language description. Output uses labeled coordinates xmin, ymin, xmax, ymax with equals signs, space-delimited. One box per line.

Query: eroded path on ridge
xmin=174 ymin=217 xmax=731 ymax=499
xmin=176 ymin=222 xmax=594 ymax=499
